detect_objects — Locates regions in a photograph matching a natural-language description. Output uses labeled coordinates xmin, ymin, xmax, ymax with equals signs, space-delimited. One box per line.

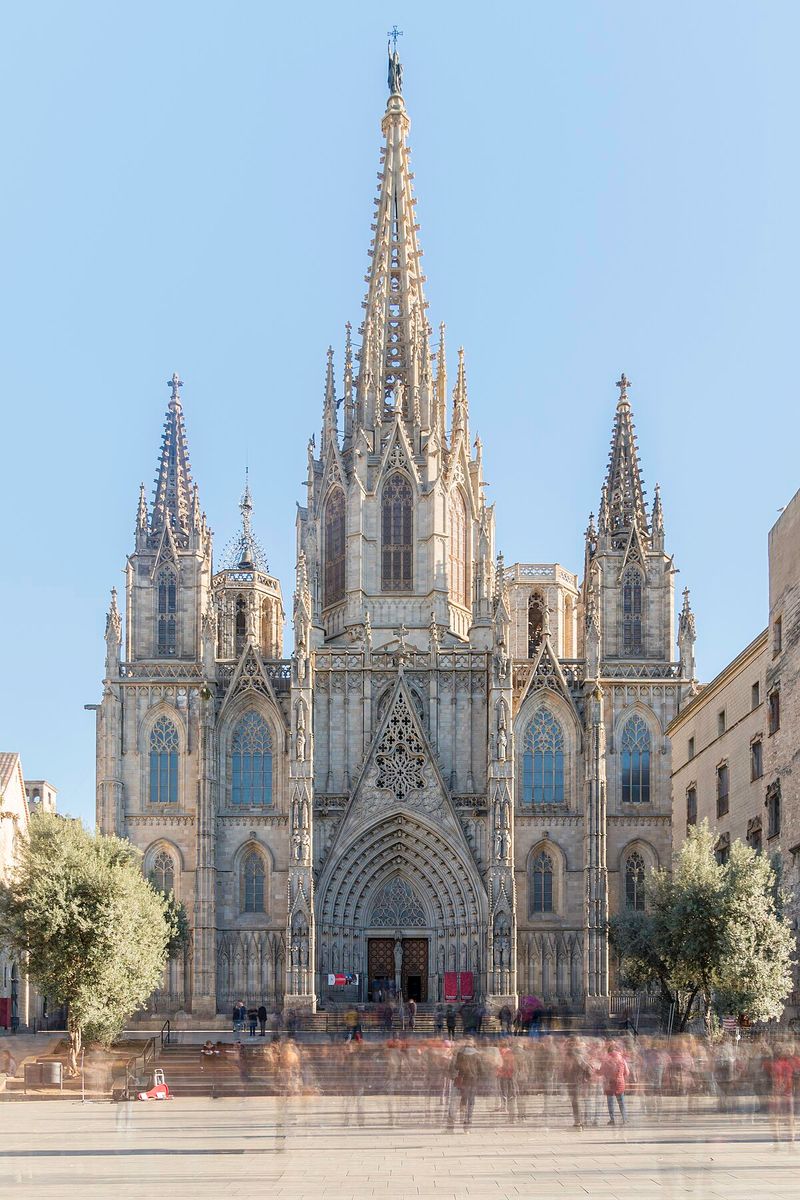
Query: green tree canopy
xmin=610 ymin=823 xmax=795 ymax=1032
xmin=0 ymin=811 xmax=170 ymax=1073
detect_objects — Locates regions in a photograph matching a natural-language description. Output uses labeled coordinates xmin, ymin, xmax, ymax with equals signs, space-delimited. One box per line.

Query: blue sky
xmin=1 ymin=2 xmax=797 ymax=825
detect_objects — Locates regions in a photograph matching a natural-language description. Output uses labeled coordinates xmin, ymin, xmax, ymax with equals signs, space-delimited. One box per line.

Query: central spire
xmin=357 ymin=46 xmax=431 ymax=429
xmin=602 ymin=374 xmax=649 ymax=546
xmin=151 ymin=372 xmax=194 ymax=543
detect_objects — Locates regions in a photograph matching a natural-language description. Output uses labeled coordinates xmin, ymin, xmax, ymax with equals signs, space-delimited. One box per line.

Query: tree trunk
xmin=67 ymin=1023 xmax=82 ymax=1078
xmin=703 ymin=992 xmax=714 ymax=1037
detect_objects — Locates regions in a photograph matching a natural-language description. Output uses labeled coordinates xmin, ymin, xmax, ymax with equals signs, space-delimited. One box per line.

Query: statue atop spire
xmin=387 ymin=25 xmax=403 ymax=95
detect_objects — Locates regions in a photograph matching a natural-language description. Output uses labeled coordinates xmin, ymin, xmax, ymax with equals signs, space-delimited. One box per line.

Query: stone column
xmin=584 ymin=683 xmax=609 ymax=1018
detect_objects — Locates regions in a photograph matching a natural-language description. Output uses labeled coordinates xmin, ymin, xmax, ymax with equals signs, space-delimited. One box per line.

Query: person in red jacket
xmin=600 ymin=1042 xmax=630 ymax=1125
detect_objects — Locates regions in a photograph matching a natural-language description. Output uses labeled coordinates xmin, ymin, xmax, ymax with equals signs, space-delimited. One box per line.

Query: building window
xmin=718 ymin=710 xmax=726 ymax=736
xmin=621 ymin=714 xmax=651 ymax=804
xmin=716 ymin=763 xmax=729 ymax=818
xmin=715 ymin=833 xmax=730 ymax=866
xmin=149 ymin=716 xmax=179 ymax=804
xmin=151 ymin=849 xmax=175 ymax=895
xmin=235 ymin=594 xmax=247 ymax=654
xmin=324 ymin=488 xmax=346 ymax=606
xmin=156 ymin=569 xmax=177 ymax=656
xmin=381 ymin=473 xmax=413 ymax=591
xmin=774 ymin=616 xmax=782 ymax=655
xmin=751 ymin=681 xmax=761 ymax=709
xmin=621 ymin=567 xmax=643 ymax=655
xmin=448 ymin=489 xmax=469 ymax=607
xmin=768 ymin=687 xmax=781 ymax=735
xmin=241 ymin=848 xmax=266 ymax=913
xmin=625 ymin=851 xmax=646 ymax=911
xmin=531 ymin=850 xmax=554 ymax=913
xmin=231 ymin=711 xmax=273 ymax=806
xmin=767 ymin=783 xmax=781 ymax=839
xmin=688 ymin=736 xmax=695 ymax=760
xmin=686 ymin=786 xmax=697 ymax=828
xmin=751 ymin=738 xmax=763 ymax=781
xmin=747 ymin=817 xmax=762 ymax=854
xmin=528 ymin=593 xmax=545 ymax=657
xmin=522 ymin=709 xmax=565 ymax=804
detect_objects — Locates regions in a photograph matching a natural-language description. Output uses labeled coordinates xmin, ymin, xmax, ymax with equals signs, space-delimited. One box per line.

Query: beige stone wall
xmin=669 ymin=631 xmax=767 ymax=856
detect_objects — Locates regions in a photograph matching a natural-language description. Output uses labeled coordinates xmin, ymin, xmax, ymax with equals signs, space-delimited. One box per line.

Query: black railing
xmin=160 ymin=1020 xmax=171 ymax=1049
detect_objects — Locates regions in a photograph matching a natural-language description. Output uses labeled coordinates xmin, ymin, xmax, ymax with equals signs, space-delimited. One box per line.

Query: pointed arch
xmin=624 ymin=850 xmax=646 ymax=911
xmin=323 ymin=486 xmax=346 ymax=606
xmin=144 ymin=839 xmax=183 ymax=898
xmin=234 ymin=593 xmax=247 ymax=654
xmin=521 ymin=708 xmax=565 ymax=805
xmin=381 ymin=472 xmax=413 ymax=591
xmin=239 ymin=843 xmax=268 ymax=914
xmin=231 ymin=710 xmax=273 ymax=806
xmin=149 ymin=714 xmax=179 ymax=804
xmin=527 ymin=839 xmax=567 ymax=917
xmin=620 ymin=712 xmax=652 ymax=804
xmin=448 ymin=487 xmax=468 ymax=607
xmin=528 ymin=591 xmax=545 ymax=657
xmin=621 ymin=565 xmax=644 ymax=655
xmin=156 ymin=567 xmax=177 ymax=656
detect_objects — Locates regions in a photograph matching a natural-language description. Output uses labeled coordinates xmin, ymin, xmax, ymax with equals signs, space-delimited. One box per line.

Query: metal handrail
xmin=160 ymin=1020 xmax=171 ymax=1049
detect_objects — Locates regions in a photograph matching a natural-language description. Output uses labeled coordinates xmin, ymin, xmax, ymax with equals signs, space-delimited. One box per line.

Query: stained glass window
xmin=622 ymin=567 xmax=643 ymax=655
xmin=157 ymin=569 xmax=177 ymax=656
xmin=324 ymin=488 xmax=346 ymax=606
xmin=381 ymin=473 xmax=413 ymax=591
xmin=241 ymin=849 xmax=266 ymax=913
xmin=625 ymin=851 xmax=646 ymax=910
xmin=621 ymin=714 xmax=651 ymax=803
xmin=522 ymin=709 xmax=565 ymax=804
xmin=151 ymin=849 xmax=175 ymax=894
xmin=449 ymin=489 xmax=468 ymax=607
xmin=149 ymin=716 xmax=179 ymax=804
xmin=531 ymin=851 xmax=554 ymax=913
xmin=231 ymin=712 xmax=272 ymax=806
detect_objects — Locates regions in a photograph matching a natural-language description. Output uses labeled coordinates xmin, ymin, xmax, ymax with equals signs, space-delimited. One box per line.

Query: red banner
xmin=459 ymin=972 xmax=474 ymax=1001
xmin=0 ymin=997 xmax=9 ymax=1029
xmin=443 ymin=972 xmax=458 ymax=1001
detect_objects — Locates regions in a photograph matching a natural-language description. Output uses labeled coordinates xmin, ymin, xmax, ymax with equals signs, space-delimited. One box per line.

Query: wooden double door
xmin=368 ymin=937 xmax=428 ymax=1002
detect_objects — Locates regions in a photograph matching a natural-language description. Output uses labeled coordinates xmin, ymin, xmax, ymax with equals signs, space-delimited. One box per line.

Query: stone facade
xmin=669 ymin=631 xmax=768 ymax=856
xmin=94 ymin=58 xmax=695 ymax=1018
xmin=0 ymin=754 xmax=58 ymax=1029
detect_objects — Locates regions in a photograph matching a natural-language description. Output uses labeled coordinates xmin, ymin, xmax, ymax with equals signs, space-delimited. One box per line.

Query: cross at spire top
xmin=168 ymin=372 xmax=184 ymax=403
xmin=615 ymin=373 xmax=631 ymax=404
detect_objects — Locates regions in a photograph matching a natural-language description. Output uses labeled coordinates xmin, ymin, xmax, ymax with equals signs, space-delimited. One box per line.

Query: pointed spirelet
xmin=343 ymin=322 xmax=355 ymax=441
xmin=356 ymin=48 xmax=430 ymax=421
xmin=221 ymin=471 xmax=269 ymax=572
xmin=136 ymin=482 xmax=149 ymax=542
xmin=105 ymin=586 xmax=121 ymax=643
xmin=451 ymin=347 xmax=469 ymax=442
xmin=151 ymin=372 xmax=194 ymax=543
xmin=435 ymin=323 xmax=448 ymax=444
xmin=602 ymin=374 xmax=649 ymax=544
xmin=322 ymin=346 xmax=337 ymax=448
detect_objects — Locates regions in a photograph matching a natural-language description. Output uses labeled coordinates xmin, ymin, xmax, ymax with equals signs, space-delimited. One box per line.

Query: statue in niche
xmin=295 ymin=705 xmax=306 ymax=761
xmin=494 ymin=636 xmax=509 ymax=683
xmin=393 ymin=936 xmax=404 ymax=996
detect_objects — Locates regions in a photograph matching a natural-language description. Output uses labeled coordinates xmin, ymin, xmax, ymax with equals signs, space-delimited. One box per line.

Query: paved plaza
xmin=2 ymin=1097 xmax=799 ymax=1199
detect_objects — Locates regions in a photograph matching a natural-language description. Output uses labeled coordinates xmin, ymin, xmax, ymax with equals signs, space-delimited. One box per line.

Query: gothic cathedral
xmin=95 ymin=55 xmax=697 ymax=1019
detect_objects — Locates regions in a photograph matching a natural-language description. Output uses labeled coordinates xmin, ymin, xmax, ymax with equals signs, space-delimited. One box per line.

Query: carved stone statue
xmin=295 ymin=705 xmax=306 ymax=761
xmin=388 ymin=48 xmax=403 ymax=96
xmin=393 ymin=937 xmax=403 ymax=996
xmin=497 ymin=706 xmax=508 ymax=761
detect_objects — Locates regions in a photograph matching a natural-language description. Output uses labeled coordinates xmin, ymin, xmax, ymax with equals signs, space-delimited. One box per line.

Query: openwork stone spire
xmin=151 ymin=372 xmax=194 ymax=542
xmin=357 ymin=50 xmax=430 ymax=420
xmin=220 ymin=472 xmax=269 ymax=571
xmin=602 ymin=374 xmax=649 ymax=547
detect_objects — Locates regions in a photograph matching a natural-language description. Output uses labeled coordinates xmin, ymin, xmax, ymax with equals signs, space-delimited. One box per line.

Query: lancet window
xmin=522 ymin=709 xmax=565 ymax=804
xmin=528 ymin=593 xmax=545 ymax=656
xmin=231 ymin=711 xmax=273 ymax=806
xmin=381 ymin=473 xmax=413 ymax=592
xmin=449 ymin=488 xmax=468 ymax=607
xmin=149 ymin=716 xmax=179 ymax=805
xmin=156 ymin=569 xmax=177 ymax=656
xmin=622 ymin=567 xmax=644 ymax=655
xmin=151 ymin=849 xmax=175 ymax=895
xmin=531 ymin=851 xmax=554 ymax=913
xmin=624 ymin=851 xmax=646 ymax=910
xmin=324 ymin=488 xmax=346 ymax=606
xmin=235 ymin=595 xmax=247 ymax=654
xmin=621 ymin=715 xmax=651 ymax=804
xmin=241 ymin=848 xmax=266 ymax=913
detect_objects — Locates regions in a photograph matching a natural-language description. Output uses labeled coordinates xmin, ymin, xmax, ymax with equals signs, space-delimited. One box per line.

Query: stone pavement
xmin=2 ymin=1096 xmax=798 ymax=1199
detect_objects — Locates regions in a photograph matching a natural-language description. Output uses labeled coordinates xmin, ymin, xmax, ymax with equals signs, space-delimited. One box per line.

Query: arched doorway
xmin=316 ymin=813 xmax=487 ymax=1004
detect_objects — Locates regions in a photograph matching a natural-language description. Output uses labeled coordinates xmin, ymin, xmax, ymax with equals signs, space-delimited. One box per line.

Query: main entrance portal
xmin=368 ymin=937 xmax=429 ymax=1002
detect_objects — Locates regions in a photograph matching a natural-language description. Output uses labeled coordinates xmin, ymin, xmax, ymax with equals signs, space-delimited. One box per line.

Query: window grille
xmin=381 ymin=473 xmax=413 ymax=591
xmin=531 ymin=851 xmax=554 ymax=913
xmin=324 ymin=488 xmax=346 ymax=606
